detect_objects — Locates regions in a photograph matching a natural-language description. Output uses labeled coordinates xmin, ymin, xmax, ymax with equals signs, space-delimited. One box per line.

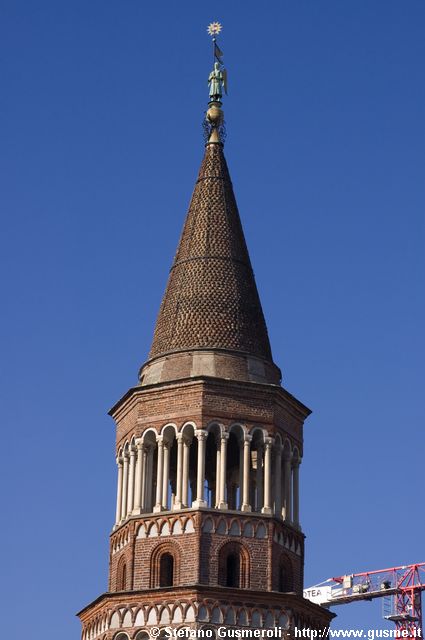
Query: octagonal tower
xmin=77 ymin=39 xmax=333 ymax=640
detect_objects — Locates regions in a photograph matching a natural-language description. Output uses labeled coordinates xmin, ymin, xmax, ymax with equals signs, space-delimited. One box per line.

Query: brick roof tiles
xmin=148 ymin=142 xmax=273 ymax=362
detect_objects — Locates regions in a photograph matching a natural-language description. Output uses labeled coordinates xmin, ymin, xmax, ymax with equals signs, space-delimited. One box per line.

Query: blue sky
xmin=1 ymin=1 xmax=424 ymax=637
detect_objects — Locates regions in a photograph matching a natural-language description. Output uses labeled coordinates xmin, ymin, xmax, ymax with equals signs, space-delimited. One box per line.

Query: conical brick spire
xmin=139 ymin=141 xmax=281 ymax=387
xmin=150 ymin=142 xmax=272 ymax=361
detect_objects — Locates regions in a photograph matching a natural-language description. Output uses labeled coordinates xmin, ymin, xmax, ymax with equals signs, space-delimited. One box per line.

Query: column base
xmin=261 ymin=506 xmax=272 ymax=514
xmin=153 ymin=504 xmax=163 ymax=513
xmin=132 ymin=507 xmax=142 ymax=516
xmin=218 ymin=501 xmax=228 ymax=510
xmin=173 ymin=501 xmax=183 ymax=510
xmin=192 ymin=499 xmax=208 ymax=508
xmin=241 ymin=504 xmax=252 ymax=512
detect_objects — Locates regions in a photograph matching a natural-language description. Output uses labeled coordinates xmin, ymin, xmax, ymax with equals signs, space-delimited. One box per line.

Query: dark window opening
xmin=159 ymin=553 xmax=174 ymax=587
xmin=278 ymin=558 xmax=293 ymax=592
xmin=226 ymin=552 xmax=240 ymax=588
xmin=119 ymin=563 xmax=127 ymax=591
xmin=279 ymin=569 xmax=286 ymax=592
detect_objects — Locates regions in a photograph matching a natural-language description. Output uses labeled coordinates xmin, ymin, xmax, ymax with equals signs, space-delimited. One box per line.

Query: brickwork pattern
xmin=78 ymin=586 xmax=334 ymax=640
xmin=108 ymin=511 xmax=304 ymax=596
xmin=149 ymin=143 xmax=273 ymax=362
xmin=112 ymin=379 xmax=307 ymax=453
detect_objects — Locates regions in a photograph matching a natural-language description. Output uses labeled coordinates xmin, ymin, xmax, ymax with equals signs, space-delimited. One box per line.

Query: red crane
xmin=304 ymin=562 xmax=425 ymax=637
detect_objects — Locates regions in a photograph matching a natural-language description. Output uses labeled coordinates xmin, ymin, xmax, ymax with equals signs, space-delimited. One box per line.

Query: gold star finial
xmin=207 ymin=22 xmax=222 ymax=37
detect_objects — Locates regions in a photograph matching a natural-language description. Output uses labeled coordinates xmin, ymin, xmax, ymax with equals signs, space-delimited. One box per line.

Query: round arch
xmin=217 ymin=540 xmax=250 ymax=589
xmin=150 ymin=541 xmax=181 ymax=588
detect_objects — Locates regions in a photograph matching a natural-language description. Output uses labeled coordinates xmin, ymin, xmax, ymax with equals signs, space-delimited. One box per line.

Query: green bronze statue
xmin=208 ymin=62 xmax=227 ymax=102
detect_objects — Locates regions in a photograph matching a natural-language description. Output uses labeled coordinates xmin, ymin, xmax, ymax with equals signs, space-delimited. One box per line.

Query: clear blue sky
xmin=1 ymin=1 xmax=424 ymax=637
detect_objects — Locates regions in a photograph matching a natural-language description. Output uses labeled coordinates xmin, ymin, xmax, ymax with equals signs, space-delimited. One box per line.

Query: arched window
xmin=277 ymin=554 xmax=293 ymax=592
xmin=150 ymin=544 xmax=180 ymax=588
xmin=117 ymin=558 xmax=127 ymax=591
xmin=226 ymin=553 xmax=240 ymax=587
xmin=159 ymin=553 xmax=174 ymax=587
xmin=218 ymin=542 xmax=249 ymax=589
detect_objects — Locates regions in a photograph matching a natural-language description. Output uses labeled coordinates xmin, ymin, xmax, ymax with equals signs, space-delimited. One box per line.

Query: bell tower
xmin=78 ymin=26 xmax=333 ymax=640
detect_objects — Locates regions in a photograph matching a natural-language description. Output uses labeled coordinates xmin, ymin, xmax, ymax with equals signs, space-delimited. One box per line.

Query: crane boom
xmin=304 ymin=562 xmax=425 ymax=638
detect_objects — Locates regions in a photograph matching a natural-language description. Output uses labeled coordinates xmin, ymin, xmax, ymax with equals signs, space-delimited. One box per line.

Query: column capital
xmin=116 ymin=456 xmax=123 ymax=466
xmin=243 ymin=435 xmax=253 ymax=444
xmin=156 ymin=435 xmax=164 ymax=445
xmin=283 ymin=450 xmax=292 ymax=462
xmin=129 ymin=446 xmax=137 ymax=457
xmin=264 ymin=437 xmax=274 ymax=448
xmin=220 ymin=432 xmax=230 ymax=441
xmin=135 ymin=438 xmax=144 ymax=449
xmin=176 ymin=433 xmax=184 ymax=442
xmin=195 ymin=429 xmax=208 ymax=441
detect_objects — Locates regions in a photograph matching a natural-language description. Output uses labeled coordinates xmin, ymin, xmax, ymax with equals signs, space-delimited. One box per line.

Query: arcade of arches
xmin=114 ymin=424 xmax=300 ymax=529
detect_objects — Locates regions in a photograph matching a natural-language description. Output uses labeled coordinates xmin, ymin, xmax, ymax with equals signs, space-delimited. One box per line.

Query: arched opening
xmin=161 ymin=425 xmax=177 ymax=510
xmin=117 ymin=558 xmax=127 ymax=591
xmin=277 ymin=553 xmax=293 ymax=592
xmin=218 ymin=542 xmax=249 ymax=589
xmin=205 ymin=430 xmax=217 ymax=507
xmin=142 ymin=430 xmax=158 ymax=513
xmin=159 ymin=552 xmax=174 ymax=587
xmin=206 ymin=423 xmax=222 ymax=508
xmin=227 ymin=426 xmax=244 ymax=510
xmin=251 ymin=430 xmax=265 ymax=512
xmin=180 ymin=423 xmax=195 ymax=507
xmin=226 ymin=552 xmax=240 ymax=587
xmin=282 ymin=440 xmax=292 ymax=522
xmin=151 ymin=544 xmax=180 ymax=588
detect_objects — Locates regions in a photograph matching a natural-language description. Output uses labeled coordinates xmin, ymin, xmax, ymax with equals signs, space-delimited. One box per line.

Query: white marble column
xmin=283 ymin=452 xmax=292 ymax=523
xmin=121 ymin=450 xmax=129 ymax=521
xmin=193 ymin=430 xmax=208 ymax=508
xmin=154 ymin=436 xmax=164 ymax=512
xmin=218 ymin=433 xmax=229 ymax=509
xmin=274 ymin=445 xmax=282 ymax=517
xmin=115 ymin=456 xmax=123 ymax=525
xmin=182 ymin=438 xmax=190 ymax=507
xmin=140 ymin=444 xmax=148 ymax=511
xmin=262 ymin=437 xmax=273 ymax=514
xmin=162 ymin=442 xmax=170 ymax=509
xmin=174 ymin=434 xmax=184 ymax=509
xmin=238 ymin=446 xmax=243 ymax=509
xmin=127 ymin=445 xmax=136 ymax=515
xmin=292 ymin=460 xmax=300 ymax=529
xmin=241 ymin=435 xmax=252 ymax=512
xmin=215 ymin=443 xmax=221 ymax=508
xmin=133 ymin=440 xmax=144 ymax=514
xmin=145 ymin=446 xmax=154 ymax=512
xmin=256 ymin=444 xmax=264 ymax=512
